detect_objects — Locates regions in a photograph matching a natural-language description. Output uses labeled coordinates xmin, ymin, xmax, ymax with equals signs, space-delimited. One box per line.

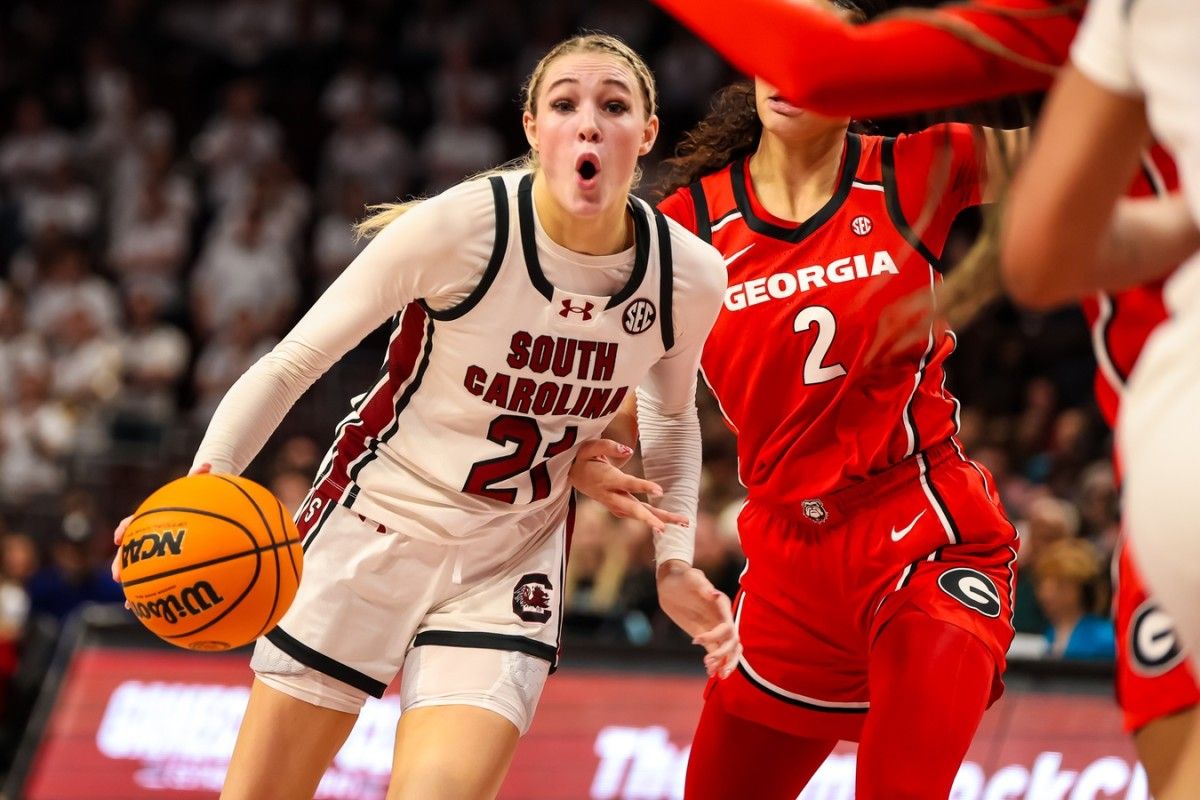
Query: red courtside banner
xmin=21 ymin=647 xmax=1146 ymax=800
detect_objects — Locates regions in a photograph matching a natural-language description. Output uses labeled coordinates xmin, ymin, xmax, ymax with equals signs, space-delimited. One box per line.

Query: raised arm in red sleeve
xmin=650 ymin=0 xmax=1081 ymax=118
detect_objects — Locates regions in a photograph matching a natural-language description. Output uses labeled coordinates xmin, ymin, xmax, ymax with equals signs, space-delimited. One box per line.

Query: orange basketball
xmin=118 ymin=473 xmax=304 ymax=651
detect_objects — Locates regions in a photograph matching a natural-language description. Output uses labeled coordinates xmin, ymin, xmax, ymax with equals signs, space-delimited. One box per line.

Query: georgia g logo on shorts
xmin=937 ymin=568 xmax=1002 ymax=618
xmin=1130 ymin=599 xmax=1187 ymax=676
xmin=512 ymin=572 xmax=554 ymax=623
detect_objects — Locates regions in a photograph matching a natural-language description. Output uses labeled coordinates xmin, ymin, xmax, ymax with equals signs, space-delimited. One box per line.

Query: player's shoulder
xmin=892 ymin=122 xmax=975 ymax=153
xmin=659 ymin=212 xmax=726 ymax=302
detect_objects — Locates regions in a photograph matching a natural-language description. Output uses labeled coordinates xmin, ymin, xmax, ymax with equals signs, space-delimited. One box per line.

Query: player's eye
xmin=550 ymin=99 xmax=575 ymax=113
xmin=604 ymin=101 xmax=629 ymax=114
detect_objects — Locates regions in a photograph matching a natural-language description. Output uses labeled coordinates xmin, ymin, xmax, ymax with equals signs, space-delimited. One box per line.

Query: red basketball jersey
xmin=660 ymin=124 xmax=982 ymax=506
xmin=1081 ymin=144 xmax=1177 ymax=431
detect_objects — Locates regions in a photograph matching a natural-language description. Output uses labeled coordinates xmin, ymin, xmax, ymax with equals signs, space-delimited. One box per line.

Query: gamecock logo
xmin=513 ymin=572 xmax=554 ymax=623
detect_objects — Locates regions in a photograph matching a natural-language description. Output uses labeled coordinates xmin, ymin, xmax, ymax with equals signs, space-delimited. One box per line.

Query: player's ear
xmin=639 ymin=114 xmax=659 ymax=157
xmin=523 ymin=111 xmax=538 ymax=154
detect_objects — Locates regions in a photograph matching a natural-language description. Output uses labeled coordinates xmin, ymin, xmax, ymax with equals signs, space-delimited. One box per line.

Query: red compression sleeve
xmin=651 ymin=0 xmax=1080 ymax=118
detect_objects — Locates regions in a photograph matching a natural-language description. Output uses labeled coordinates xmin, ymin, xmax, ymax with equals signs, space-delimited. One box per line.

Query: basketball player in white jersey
xmin=113 ymin=33 xmax=736 ymax=799
xmin=1001 ymin=1 xmax=1200 ymax=795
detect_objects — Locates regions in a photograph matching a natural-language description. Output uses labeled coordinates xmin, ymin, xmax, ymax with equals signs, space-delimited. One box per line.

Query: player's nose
xmin=576 ymin=105 xmax=601 ymax=143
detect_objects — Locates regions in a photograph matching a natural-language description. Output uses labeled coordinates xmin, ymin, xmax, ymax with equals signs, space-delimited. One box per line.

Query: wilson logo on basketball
xmin=121 ymin=529 xmax=186 ymax=568
xmin=622 ymin=298 xmax=656 ymax=335
xmin=851 ymin=215 xmax=873 ymax=236
xmin=131 ymin=580 xmax=226 ymax=625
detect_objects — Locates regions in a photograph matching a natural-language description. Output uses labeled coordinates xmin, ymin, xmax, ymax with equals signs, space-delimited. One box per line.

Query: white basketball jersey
xmin=312 ymin=172 xmax=677 ymax=544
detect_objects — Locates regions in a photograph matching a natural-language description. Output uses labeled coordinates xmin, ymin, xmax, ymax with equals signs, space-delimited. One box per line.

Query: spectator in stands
xmin=191 ymin=79 xmax=282 ymax=208
xmin=190 ymin=207 xmax=297 ymax=337
xmin=0 ymin=356 xmax=76 ymax=501
xmin=19 ymin=159 xmax=100 ymax=243
xmin=1013 ymin=493 xmax=1081 ymax=635
xmin=312 ymin=179 xmax=368 ymax=293
xmin=113 ymin=282 xmax=191 ymax=440
xmin=319 ymin=103 xmax=412 ymax=205
xmin=0 ymin=97 xmax=72 ymax=205
xmin=1036 ymin=538 xmax=1115 ymax=660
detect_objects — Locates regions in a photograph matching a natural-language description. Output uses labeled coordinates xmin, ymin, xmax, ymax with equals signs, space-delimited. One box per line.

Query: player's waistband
xmin=748 ymin=440 xmax=961 ymax=527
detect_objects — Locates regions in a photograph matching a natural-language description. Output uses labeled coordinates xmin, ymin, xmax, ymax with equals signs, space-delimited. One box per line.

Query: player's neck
xmin=748 ymin=128 xmax=846 ymax=223
xmin=533 ymin=180 xmax=633 ymax=256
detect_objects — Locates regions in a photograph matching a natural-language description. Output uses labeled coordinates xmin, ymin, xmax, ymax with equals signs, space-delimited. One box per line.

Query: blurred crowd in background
xmin=0 ymin=0 xmax=1118 ymax=769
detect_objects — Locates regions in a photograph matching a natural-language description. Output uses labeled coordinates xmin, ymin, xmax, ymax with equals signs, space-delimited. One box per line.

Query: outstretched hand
xmin=657 ymin=560 xmax=741 ymax=680
xmin=568 ymin=439 xmax=689 ymax=534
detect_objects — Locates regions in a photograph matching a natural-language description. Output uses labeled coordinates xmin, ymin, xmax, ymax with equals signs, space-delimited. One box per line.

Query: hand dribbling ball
xmin=118 ymin=473 xmax=304 ymax=651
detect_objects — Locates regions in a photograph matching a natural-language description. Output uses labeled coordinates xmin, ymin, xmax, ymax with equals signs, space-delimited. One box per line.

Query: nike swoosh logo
xmin=722 ymin=244 xmax=754 ymax=268
xmin=890 ymin=510 xmax=926 ymax=542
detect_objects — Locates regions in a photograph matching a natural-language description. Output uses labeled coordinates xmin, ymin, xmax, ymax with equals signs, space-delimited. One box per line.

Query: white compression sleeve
xmin=636 ymin=386 xmax=702 ymax=566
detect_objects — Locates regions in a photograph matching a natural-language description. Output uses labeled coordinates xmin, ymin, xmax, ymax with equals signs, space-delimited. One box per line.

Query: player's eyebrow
xmin=546 ymin=76 xmax=633 ymax=94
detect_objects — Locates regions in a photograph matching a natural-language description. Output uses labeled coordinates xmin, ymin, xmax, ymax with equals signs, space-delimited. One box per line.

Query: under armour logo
xmin=560 ymin=299 xmax=595 ymax=320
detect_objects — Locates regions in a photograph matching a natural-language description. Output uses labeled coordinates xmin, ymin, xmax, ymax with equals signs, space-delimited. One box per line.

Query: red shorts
xmin=1114 ymin=538 xmax=1200 ymax=733
xmin=713 ymin=441 xmax=1018 ymax=742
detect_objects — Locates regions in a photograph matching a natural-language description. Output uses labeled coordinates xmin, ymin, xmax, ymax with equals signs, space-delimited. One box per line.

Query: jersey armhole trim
xmin=653 ymin=209 xmax=676 ymax=352
xmin=881 ymin=137 xmax=944 ymax=273
xmin=688 ymin=182 xmax=712 ymax=243
xmin=265 ymin=626 xmax=389 ymax=697
xmin=420 ymin=176 xmax=510 ymax=321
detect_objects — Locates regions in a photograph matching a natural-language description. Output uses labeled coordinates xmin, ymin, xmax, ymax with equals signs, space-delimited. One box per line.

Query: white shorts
xmin=260 ymin=491 xmax=569 ymax=702
xmin=1120 ymin=310 xmax=1200 ymax=660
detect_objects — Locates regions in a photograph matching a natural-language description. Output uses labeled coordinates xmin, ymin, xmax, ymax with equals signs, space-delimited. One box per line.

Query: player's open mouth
xmin=576 ymin=154 xmax=600 ymax=183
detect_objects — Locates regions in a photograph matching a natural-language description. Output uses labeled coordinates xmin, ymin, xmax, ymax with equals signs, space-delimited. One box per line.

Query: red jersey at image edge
xmin=660 ymin=124 xmax=983 ymax=507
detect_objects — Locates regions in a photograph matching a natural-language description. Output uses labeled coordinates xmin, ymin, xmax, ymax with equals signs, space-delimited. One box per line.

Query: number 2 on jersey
xmin=794 ymin=306 xmax=847 ymax=385
xmin=463 ymin=415 xmax=578 ymax=504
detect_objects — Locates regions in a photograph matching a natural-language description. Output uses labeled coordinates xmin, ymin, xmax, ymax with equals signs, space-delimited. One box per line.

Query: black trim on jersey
xmin=346 ymin=316 xmax=436 ymax=504
xmin=413 ymin=630 xmax=559 ymax=665
xmin=881 ymin=137 xmax=944 ymax=273
xmin=1098 ymin=293 xmax=1129 ymax=385
xmin=688 ymin=182 xmax=712 ymax=243
xmin=266 ymin=627 xmax=389 ymax=697
xmin=920 ymin=451 xmax=962 ymax=545
xmin=421 ymin=176 xmax=510 ymax=321
xmin=605 ymin=202 xmax=651 ymax=309
xmin=517 ymin=173 xmax=650 ymax=306
xmin=730 ymin=134 xmax=861 ymax=243
xmin=737 ymin=664 xmax=868 ymax=714
xmin=653 ymin=208 xmax=676 ymax=352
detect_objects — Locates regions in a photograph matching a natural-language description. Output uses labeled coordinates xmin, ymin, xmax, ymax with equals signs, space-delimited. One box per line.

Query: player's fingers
xmin=616 ymin=498 xmax=668 ymax=534
xmin=113 ymin=514 xmax=133 ymax=546
xmin=692 ymin=621 xmax=734 ymax=647
xmin=576 ymin=438 xmax=634 ymax=467
xmin=647 ymin=506 xmax=690 ymax=527
xmin=110 ymin=552 xmax=119 ymax=582
xmin=189 ymin=462 xmax=213 ymax=476
xmin=606 ymin=473 xmax=663 ymax=498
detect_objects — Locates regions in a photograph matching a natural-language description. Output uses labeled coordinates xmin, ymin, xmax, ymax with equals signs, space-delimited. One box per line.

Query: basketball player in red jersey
xmin=627 ymin=0 xmax=1199 ymax=793
xmin=645 ymin=4 xmax=1021 ymax=796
